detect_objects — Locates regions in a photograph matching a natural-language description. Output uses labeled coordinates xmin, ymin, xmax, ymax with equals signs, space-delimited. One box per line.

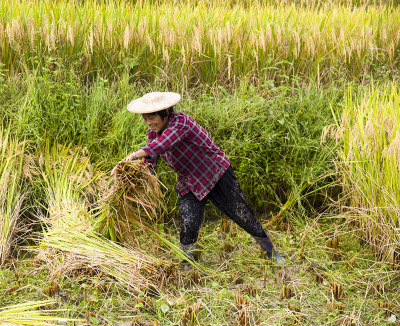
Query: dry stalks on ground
xmin=37 ymin=230 xmax=168 ymax=295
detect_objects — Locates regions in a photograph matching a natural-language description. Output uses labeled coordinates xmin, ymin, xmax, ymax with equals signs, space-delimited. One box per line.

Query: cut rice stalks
xmin=0 ymin=128 xmax=25 ymax=266
xmin=37 ymin=142 xmax=104 ymax=231
xmin=0 ymin=300 xmax=78 ymax=325
xmin=36 ymin=144 xmax=174 ymax=295
xmin=99 ymin=160 xmax=165 ymax=243
xmin=38 ymin=229 xmax=172 ymax=295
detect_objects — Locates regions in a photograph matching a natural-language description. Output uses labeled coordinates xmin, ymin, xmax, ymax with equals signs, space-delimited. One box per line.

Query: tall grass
xmin=339 ymin=84 xmax=400 ymax=263
xmin=0 ymin=70 xmax=341 ymax=215
xmin=0 ymin=128 xmax=25 ymax=265
xmin=1 ymin=0 xmax=399 ymax=88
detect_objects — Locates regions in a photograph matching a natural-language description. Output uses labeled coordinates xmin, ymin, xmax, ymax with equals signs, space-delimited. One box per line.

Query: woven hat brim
xmin=127 ymin=92 xmax=181 ymax=114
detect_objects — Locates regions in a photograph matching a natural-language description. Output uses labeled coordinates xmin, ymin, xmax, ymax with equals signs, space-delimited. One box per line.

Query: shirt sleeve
xmin=141 ymin=115 xmax=190 ymax=159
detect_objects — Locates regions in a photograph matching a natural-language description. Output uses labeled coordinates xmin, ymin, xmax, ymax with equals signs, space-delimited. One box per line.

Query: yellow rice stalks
xmin=38 ymin=229 xmax=170 ymax=295
xmin=100 ymin=160 xmax=165 ymax=244
xmin=36 ymin=144 xmax=173 ymax=295
xmin=0 ymin=300 xmax=77 ymax=325
xmin=0 ymin=128 xmax=25 ymax=266
xmin=338 ymin=84 xmax=400 ymax=264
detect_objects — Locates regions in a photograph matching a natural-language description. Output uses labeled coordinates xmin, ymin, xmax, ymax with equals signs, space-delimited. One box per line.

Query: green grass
xmin=0 ymin=76 xmax=398 ymax=325
xmin=0 ymin=71 xmax=341 ymax=217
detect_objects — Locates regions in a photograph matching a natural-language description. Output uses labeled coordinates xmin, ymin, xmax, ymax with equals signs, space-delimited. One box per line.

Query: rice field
xmin=0 ymin=128 xmax=25 ymax=266
xmin=1 ymin=0 xmax=400 ymax=88
xmin=1 ymin=0 xmax=400 ymax=325
xmin=338 ymin=84 xmax=400 ymax=264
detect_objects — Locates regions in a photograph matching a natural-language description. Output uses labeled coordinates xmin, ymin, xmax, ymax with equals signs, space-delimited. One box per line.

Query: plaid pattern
xmin=142 ymin=112 xmax=230 ymax=200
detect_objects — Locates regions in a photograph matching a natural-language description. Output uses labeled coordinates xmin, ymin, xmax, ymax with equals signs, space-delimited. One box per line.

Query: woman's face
xmin=142 ymin=113 xmax=168 ymax=133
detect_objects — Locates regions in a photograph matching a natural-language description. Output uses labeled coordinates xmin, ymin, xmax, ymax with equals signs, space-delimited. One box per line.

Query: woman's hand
xmin=126 ymin=153 xmax=137 ymax=161
xmin=110 ymin=152 xmax=138 ymax=176
xmin=110 ymin=150 xmax=149 ymax=176
xmin=110 ymin=162 xmax=120 ymax=176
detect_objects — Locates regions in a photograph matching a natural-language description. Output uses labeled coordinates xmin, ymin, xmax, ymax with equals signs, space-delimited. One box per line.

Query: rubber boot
xmin=253 ymin=235 xmax=286 ymax=264
xmin=180 ymin=243 xmax=196 ymax=271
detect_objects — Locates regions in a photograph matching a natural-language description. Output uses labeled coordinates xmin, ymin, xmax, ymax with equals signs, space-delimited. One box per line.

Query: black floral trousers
xmin=179 ymin=166 xmax=274 ymax=252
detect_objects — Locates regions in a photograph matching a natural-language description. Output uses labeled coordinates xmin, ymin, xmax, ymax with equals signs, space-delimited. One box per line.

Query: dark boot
xmin=180 ymin=243 xmax=196 ymax=271
xmin=253 ymin=235 xmax=285 ymax=264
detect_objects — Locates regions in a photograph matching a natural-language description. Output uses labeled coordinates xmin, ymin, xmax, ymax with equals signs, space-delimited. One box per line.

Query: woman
xmin=111 ymin=92 xmax=284 ymax=267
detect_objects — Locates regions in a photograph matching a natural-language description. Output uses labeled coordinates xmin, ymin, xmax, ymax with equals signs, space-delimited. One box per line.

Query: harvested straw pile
xmin=101 ymin=160 xmax=165 ymax=244
xmin=38 ymin=229 xmax=169 ymax=295
xmin=36 ymin=145 xmax=174 ymax=296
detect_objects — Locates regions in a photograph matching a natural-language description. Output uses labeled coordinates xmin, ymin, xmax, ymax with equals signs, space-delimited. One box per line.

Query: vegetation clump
xmin=0 ymin=128 xmax=25 ymax=266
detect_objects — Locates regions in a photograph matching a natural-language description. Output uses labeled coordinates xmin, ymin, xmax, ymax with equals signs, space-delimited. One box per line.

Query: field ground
xmin=1 ymin=215 xmax=399 ymax=325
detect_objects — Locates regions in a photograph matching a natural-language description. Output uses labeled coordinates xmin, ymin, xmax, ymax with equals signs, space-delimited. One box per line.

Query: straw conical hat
xmin=127 ymin=92 xmax=181 ymax=114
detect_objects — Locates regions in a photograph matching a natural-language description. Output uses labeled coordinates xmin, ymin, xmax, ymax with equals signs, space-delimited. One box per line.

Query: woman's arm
xmin=127 ymin=149 xmax=149 ymax=161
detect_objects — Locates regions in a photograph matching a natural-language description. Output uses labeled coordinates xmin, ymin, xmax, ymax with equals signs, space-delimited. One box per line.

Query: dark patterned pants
xmin=179 ymin=166 xmax=274 ymax=251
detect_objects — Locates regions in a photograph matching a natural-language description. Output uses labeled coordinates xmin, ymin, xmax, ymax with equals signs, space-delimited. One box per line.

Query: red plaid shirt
xmin=142 ymin=112 xmax=230 ymax=200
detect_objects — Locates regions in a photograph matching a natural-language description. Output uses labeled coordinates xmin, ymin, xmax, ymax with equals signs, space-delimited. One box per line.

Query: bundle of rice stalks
xmin=38 ymin=142 xmax=104 ymax=225
xmin=0 ymin=128 xmax=25 ymax=265
xmin=34 ymin=142 xmax=106 ymax=234
xmin=36 ymin=144 xmax=174 ymax=295
xmin=99 ymin=160 xmax=165 ymax=243
xmin=0 ymin=300 xmax=77 ymax=325
xmin=37 ymin=228 xmax=175 ymax=295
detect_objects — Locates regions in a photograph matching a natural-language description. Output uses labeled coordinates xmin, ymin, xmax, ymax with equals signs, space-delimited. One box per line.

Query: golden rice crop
xmin=0 ymin=128 xmax=25 ymax=266
xmin=338 ymin=83 xmax=400 ymax=264
xmin=1 ymin=0 xmax=399 ymax=87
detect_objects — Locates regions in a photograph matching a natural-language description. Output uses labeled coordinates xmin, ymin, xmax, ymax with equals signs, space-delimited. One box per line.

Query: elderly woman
xmin=112 ymin=92 xmax=284 ymax=267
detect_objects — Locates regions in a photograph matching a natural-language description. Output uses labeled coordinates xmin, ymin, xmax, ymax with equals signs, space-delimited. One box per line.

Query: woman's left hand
xmin=126 ymin=153 xmax=137 ymax=161
xmin=110 ymin=152 xmax=137 ymax=176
